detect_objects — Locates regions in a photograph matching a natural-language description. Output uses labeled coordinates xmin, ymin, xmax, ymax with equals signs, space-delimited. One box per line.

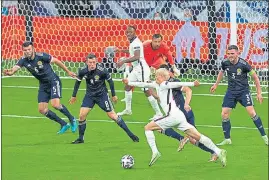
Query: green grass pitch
xmin=2 ymin=77 xmax=268 ymax=180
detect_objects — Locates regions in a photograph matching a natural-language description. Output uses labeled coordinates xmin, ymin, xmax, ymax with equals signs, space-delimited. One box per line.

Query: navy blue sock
xmin=116 ymin=116 xmax=134 ymax=137
xmin=196 ymin=142 xmax=215 ymax=154
xmin=252 ymin=115 xmax=266 ymax=136
xmin=78 ymin=120 xmax=87 ymax=140
xmin=57 ymin=104 xmax=74 ymax=123
xmin=222 ymin=118 xmax=231 ymax=139
xmin=162 ymin=128 xmax=184 ymax=141
xmin=45 ymin=110 xmax=66 ymax=126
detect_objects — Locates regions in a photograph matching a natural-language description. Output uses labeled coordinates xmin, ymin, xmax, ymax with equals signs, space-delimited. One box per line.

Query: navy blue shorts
xmin=38 ymin=77 xmax=62 ymax=103
xmin=81 ymin=93 xmax=114 ymax=112
xmin=222 ymin=90 xmax=254 ymax=108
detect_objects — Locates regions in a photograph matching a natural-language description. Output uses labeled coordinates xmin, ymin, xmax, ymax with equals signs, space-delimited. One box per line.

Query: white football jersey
xmin=129 ymin=37 xmax=148 ymax=69
xmin=128 ymin=81 xmax=195 ymax=115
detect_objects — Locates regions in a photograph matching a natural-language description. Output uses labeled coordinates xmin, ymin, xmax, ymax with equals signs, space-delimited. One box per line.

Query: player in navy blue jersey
xmin=158 ymin=64 xmax=218 ymax=162
xmin=210 ymin=45 xmax=268 ymax=146
xmin=69 ymin=53 xmax=139 ymax=144
xmin=3 ymin=41 xmax=78 ymax=134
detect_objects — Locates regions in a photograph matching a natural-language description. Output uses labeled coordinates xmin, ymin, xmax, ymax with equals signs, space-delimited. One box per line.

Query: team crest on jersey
xmin=37 ymin=61 xmax=43 ymax=68
xmin=94 ymin=75 xmax=100 ymax=81
xmin=237 ymin=68 xmax=242 ymax=75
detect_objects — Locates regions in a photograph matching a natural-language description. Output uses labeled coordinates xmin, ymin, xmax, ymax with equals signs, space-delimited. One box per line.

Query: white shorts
xmin=128 ymin=64 xmax=150 ymax=91
xmin=154 ymin=109 xmax=194 ymax=131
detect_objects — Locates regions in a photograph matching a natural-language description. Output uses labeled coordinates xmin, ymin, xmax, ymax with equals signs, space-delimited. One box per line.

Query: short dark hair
xmin=127 ymin=25 xmax=136 ymax=31
xmin=152 ymin=34 xmax=163 ymax=40
xmin=86 ymin=53 xmax=96 ymax=60
xmin=22 ymin=41 xmax=33 ymax=48
xmin=228 ymin=45 xmax=239 ymax=51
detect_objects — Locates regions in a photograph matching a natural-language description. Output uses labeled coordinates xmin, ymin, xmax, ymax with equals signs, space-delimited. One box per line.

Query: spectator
xmin=153 ymin=11 xmax=163 ymax=20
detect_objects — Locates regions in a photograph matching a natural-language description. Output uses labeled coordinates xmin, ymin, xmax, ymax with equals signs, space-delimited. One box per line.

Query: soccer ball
xmin=121 ymin=155 xmax=135 ymax=169
xmin=117 ymin=57 xmax=127 ymax=72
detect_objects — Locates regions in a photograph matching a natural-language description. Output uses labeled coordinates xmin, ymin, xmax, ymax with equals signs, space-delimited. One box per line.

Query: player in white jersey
xmin=115 ymin=25 xmax=162 ymax=120
xmin=123 ymin=68 xmax=227 ymax=167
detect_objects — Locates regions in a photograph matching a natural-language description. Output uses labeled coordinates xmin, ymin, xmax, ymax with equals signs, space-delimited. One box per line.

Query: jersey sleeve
xmin=41 ymin=52 xmax=52 ymax=63
xmin=16 ymin=58 xmax=25 ymax=67
xmin=132 ymin=41 xmax=141 ymax=52
xmin=244 ymin=61 xmax=252 ymax=73
xmin=221 ymin=61 xmax=226 ymax=71
xmin=77 ymin=68 xmax=86 ymax=80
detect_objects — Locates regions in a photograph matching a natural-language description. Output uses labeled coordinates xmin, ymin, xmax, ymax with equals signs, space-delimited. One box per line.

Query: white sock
xmin=147 ymin=96 xmax=162 ymax=115
xmin=199 ymin=134 xmax=221 ymax=156
xmin=125 ymin=91 xmax=132 ymax=111
xmin=145 ymin=130 xmax=159 ymax=154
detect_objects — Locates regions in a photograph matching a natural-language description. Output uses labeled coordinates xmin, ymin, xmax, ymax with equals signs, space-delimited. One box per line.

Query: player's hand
xmin=3 ymin=69 xmax=13 ymax=76
xmin=173 ymin=67 xmax=181 ymax=77
xmin=114 ymin=47 xmax=121 ymax=53
xmin=184 ymin=104 xmax=191 ymax=112
xmin=116 ymin=61 xmax=124 ymax=68
xmin=68 ymin=71 xmax=78 ymax=79
xmin=256 ymin=93 xmax=263 ymax=104
xmin=193 ymin=80 xmax=200 ymax=87
xmin=69 ymin=97 xmax=77 ymax=104
xmin=112 ymin=96 xmax=118 ymax=103
xmin=210 ymin=84 xmax=218 ymax=93
xmin=122 ymin=78 xmax=129 ymax=85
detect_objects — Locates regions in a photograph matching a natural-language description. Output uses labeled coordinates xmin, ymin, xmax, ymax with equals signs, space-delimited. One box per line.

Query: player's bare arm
xmin=3 ymin=65 xmax=20 ymax=76
xmin=182 ymin=86 xmax=192 ymax=112
xmin=115 ymin=47 xmax=130 ymax=54
xmin=51 ymin=57 xmax=77 ymax=78
xmin=116 ymin=50 xmax=140 ymax=68
xmin=250 ymin=70 xmax=263 ymax=104
xmin=210 ymin=71 xmax=224 ymax=93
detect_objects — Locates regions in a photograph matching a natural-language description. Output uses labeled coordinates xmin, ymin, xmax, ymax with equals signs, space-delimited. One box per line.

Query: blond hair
xmin=156 ymin=68 xmax=170 ymax=80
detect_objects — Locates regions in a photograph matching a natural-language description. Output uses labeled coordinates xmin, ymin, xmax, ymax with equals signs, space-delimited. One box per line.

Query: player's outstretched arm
xmin=123 ymin=78 xmax=157 ymax=88
xmin=69 ymin=80 xmax=82 ymax=104
xmin=51 ymin=57 xmax=78 ymax=79
xmin=116 ymin=50 xmax=140 ymax=68
xmin=162 ymin=80 xmax=200 ymax=89
xmin=250 ymin=71 xmax=263 ymax=104
xmin=3 ymin=65 xmax=20 ymax=76
xmin=114 ymin=47 xmax=130 ymax=54
xmin=210 ymin=70 xmax=224 ymax=93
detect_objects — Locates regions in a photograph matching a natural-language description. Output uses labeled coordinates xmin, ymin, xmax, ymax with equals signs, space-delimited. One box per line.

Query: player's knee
xmin=221 ymin=111 xmax=229 ymax=119
xmin=79 ymin=114 xmax=87 ymax=121
xmin=107 ymin=111 xmax=117 ymax=120
xmin=38 ymin=108 xmax=48 ymax=115
xmin=51 ymin=102 xmax=61 ymax=109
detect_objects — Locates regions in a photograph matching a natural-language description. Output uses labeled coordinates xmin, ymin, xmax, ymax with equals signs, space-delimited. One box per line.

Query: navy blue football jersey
xmin=16 ymin=52 xmax=57 ymax=83
xmin=77 ymin=64 xmax=111 ymax=96
xmin=221 ymin=58 xmax=252 ymax=94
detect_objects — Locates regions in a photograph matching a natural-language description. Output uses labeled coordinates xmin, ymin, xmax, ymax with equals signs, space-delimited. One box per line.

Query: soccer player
xmin=69 ymin=53 xmax=139 ymax=144
xmin=123 ymin=69 xmax=227 ymax=167
xmin=115 ymin=25 xmax=163 ymax=120
xmin=157 ymin=64 xmax=217 ymax=162
xmin=210 ymin=45 xmax=268 ymax=146
xmin=3 ymin=41 xmax=77 ymax=134
xmin=143 ymin=34 xmax=181 ymax=75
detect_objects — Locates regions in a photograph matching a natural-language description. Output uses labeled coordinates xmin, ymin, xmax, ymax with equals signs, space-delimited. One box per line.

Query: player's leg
xmin=217 ymin=91 xmax=235 ymax=145
xmin=185 ymin=128 xmax=227 ymax=166
xmin=117 ymin=84 xmax=133 ymax=115
xmin=240 ymin=91 xmax=268 ymax=145
xmin=107 ymin=111 xmax=139 ymax=142
xmin=158 ymin=128 xmax=184 ymax=142
xmin=145 ymin=120 xmax=163 ymax=166
xmin=50 ymin=78 xmax=77 ymax=132
xmin=72 ymin=95 xmax=95 ymax=144
xmin=141 ymin=67 xmax=162 ymax=120
xmin=38 ymin=86 xmax=69 ymax=134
